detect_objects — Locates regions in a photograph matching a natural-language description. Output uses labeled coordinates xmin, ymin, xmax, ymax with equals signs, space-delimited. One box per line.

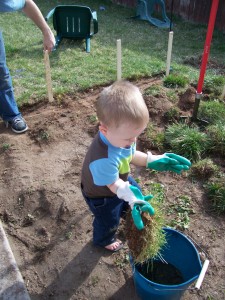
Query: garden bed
xmin=0 ymin=77 xmax=224 ymax=300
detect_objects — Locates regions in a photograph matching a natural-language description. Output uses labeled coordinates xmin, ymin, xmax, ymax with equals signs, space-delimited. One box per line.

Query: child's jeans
xmin=81 ymin=176 xmax=141 ymax=247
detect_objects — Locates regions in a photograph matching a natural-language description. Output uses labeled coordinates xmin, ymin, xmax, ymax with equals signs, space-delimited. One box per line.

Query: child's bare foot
xmin=105 ymin=239 xmax=123 ymax=252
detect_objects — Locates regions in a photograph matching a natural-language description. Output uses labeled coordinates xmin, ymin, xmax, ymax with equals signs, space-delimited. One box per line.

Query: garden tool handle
xmin=195 ymin=259 xmax=209 ymax=289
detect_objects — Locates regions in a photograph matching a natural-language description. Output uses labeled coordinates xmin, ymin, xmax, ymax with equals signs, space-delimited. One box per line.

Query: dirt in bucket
xmin=136 ymin=260 xmax=184 ymax=285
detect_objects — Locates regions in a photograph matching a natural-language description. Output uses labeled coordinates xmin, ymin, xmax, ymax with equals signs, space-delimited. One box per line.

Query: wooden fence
xmin=112 ymin=0 xmax=225 ymax=31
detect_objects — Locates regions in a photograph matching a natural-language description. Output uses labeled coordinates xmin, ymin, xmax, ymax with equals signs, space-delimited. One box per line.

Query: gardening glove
xmin=146 ymin=152 xmax=191 ymax=174
xmin=117 ymin=182 xmax=155 ymax=230
xmin=129 ymin=185 xmax=155 ymax=230
xmin=117 ymin=181 xmax=153 ymax=209
xmin=132 ymin=202 xmax=154 ymax=230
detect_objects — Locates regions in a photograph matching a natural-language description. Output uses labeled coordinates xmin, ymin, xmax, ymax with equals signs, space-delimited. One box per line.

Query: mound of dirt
xmin=0 ymin=78 xmax=224 ymax=300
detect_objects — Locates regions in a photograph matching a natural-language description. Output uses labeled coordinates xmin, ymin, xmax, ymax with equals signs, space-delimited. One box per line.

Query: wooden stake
xmin=117 ymin=39 xmax=122 ymax=80
xmin=44 ymin=50 xmax=54 ymax=102
xmin=221 ymin=84 xmax=225 ymax=99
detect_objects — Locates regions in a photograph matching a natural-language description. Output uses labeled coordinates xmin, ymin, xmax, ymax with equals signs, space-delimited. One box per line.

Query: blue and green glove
xmin=117 ymin=181 xmax=154 ymax=230
xmin=147 ymin=152 xmax=191 ymax=174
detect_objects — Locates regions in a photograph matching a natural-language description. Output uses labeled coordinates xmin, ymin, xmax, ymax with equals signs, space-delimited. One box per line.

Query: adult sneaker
xmin=7 ymin=117 xmax=28 ymax=133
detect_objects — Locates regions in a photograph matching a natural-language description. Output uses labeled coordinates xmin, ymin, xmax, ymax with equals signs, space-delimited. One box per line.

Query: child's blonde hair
xmin=97 ymin=80 xmax=149 ymax=127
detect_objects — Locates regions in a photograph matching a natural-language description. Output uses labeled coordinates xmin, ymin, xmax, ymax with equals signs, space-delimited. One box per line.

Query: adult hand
xmin=22 ymin=0 xmax=56 ymax=52
xmin=42 ymin=28 xmax=56 ymax=52
xmin=146 ymin=152 xmax=191 ymax=174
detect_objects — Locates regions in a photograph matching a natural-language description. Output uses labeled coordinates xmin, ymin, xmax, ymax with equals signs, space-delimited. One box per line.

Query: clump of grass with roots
xmin=164 ymin=123 xmax=210 ymax=162
xmin=125 ymin=182 xmax=167 ymax=264
xmin=190 ymin=158 xmax=219 ymax=180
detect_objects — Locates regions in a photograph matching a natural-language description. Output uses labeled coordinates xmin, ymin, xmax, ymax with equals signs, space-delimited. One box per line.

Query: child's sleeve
xmin=89 ymin=158 xmax=118 ymax=186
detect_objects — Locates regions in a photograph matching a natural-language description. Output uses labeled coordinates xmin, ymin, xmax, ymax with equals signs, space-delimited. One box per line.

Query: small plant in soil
xmin=39 ymin=130 xmax=50 ymax=141
xmin=125 ymin=182 xmax=166 ymax=264
xmin=90 ymin=275 xmax=100 ymax=287
xmin=164 ymin=123 xmax=210 ymax=162
xmin=114 ymin=253 xmax=129 ymax=269
xmin=190 ymin=158 xmax=218 ymax=180
xmin=2 ymin=143 xmax=10 ymax=151
xmin=167 ymin=195 xmax=194 ymax=230
xmin=89 ymin=114 xmax=98 ymax=123
xmin=205 ymin=178 xmax=225 ymax=214
xmin=65 ymin=231 xmax=72 ymax=239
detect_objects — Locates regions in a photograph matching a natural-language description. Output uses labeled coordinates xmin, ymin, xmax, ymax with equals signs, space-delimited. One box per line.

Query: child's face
xmin=100 ymin=122 xmax=147 ymax=148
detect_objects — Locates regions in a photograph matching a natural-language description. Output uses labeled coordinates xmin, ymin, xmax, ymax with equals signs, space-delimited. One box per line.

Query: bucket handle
xmin=195 ymin=259 xmax=210 ymax=289
xmin=184 ymin=233 xmax=210 ymax=289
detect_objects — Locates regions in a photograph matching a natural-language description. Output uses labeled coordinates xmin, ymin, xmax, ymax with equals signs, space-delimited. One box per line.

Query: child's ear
xmin=99 ymin=123 xmax=108 ymax=135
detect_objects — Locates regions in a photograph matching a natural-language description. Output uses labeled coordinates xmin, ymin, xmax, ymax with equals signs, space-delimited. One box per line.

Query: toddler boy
xmin=81 ymin=80 xmax=190 ymax=252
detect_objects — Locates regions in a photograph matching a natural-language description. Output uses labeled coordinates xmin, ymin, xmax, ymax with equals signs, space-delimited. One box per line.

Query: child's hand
xmin=132 ymin=202 xmax=153 ymax=230
xmin=117 ymin=181 xmax=153 ymax=210
xmin=117 ymin=182 xmax=154 ymax=230
xmin=146 ymin=152 xmax=191 ymax=174
xmin=129 ymin=186 xmax=155 ymax=230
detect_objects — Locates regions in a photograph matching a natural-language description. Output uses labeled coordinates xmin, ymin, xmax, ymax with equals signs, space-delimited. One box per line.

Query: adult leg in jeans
xmin=0 ymin=31 xmax=20 ymax=120
xmin=0 ymin=31 xmax=28 ymax=133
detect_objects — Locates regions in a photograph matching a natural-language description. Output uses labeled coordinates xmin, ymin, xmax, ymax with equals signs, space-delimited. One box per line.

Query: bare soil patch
xmin=0 ymin=78 xmax=224 ymax=300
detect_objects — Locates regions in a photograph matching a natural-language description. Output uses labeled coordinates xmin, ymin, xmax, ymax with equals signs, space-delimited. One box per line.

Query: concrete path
xmin=0 ymin=220 xmax=30 ymax=300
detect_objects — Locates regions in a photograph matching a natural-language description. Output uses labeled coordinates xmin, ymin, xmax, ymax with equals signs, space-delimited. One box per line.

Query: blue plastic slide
xmin=134 ymin=0 xmax=171 ymax=29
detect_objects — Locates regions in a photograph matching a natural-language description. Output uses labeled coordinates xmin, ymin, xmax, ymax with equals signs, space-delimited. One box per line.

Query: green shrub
xmin=198 ymin=100 xmax=225 ymax=124
xmin=204 ymin=75 xmax=225 ymax=95
xmin=164 ymin=123 xmax=210 ymax=162
xmin=163 ymin=74 xmax=188 ymax=88
xmin=206 ymin=123 xmax=225 ymax=156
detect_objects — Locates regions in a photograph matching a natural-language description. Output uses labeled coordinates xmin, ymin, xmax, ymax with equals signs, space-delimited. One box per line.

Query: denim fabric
xmin=0 ymin=31 xmax=21 ymax=121
xmin=0 ymin=0 xmax=25 ymax=12
xmin=81 ymin=176 xmax=141 ymax=247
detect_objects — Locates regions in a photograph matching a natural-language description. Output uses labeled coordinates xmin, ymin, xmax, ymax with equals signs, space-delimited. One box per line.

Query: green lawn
xmin=1 ymin=0 xmax=225 ymax=105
